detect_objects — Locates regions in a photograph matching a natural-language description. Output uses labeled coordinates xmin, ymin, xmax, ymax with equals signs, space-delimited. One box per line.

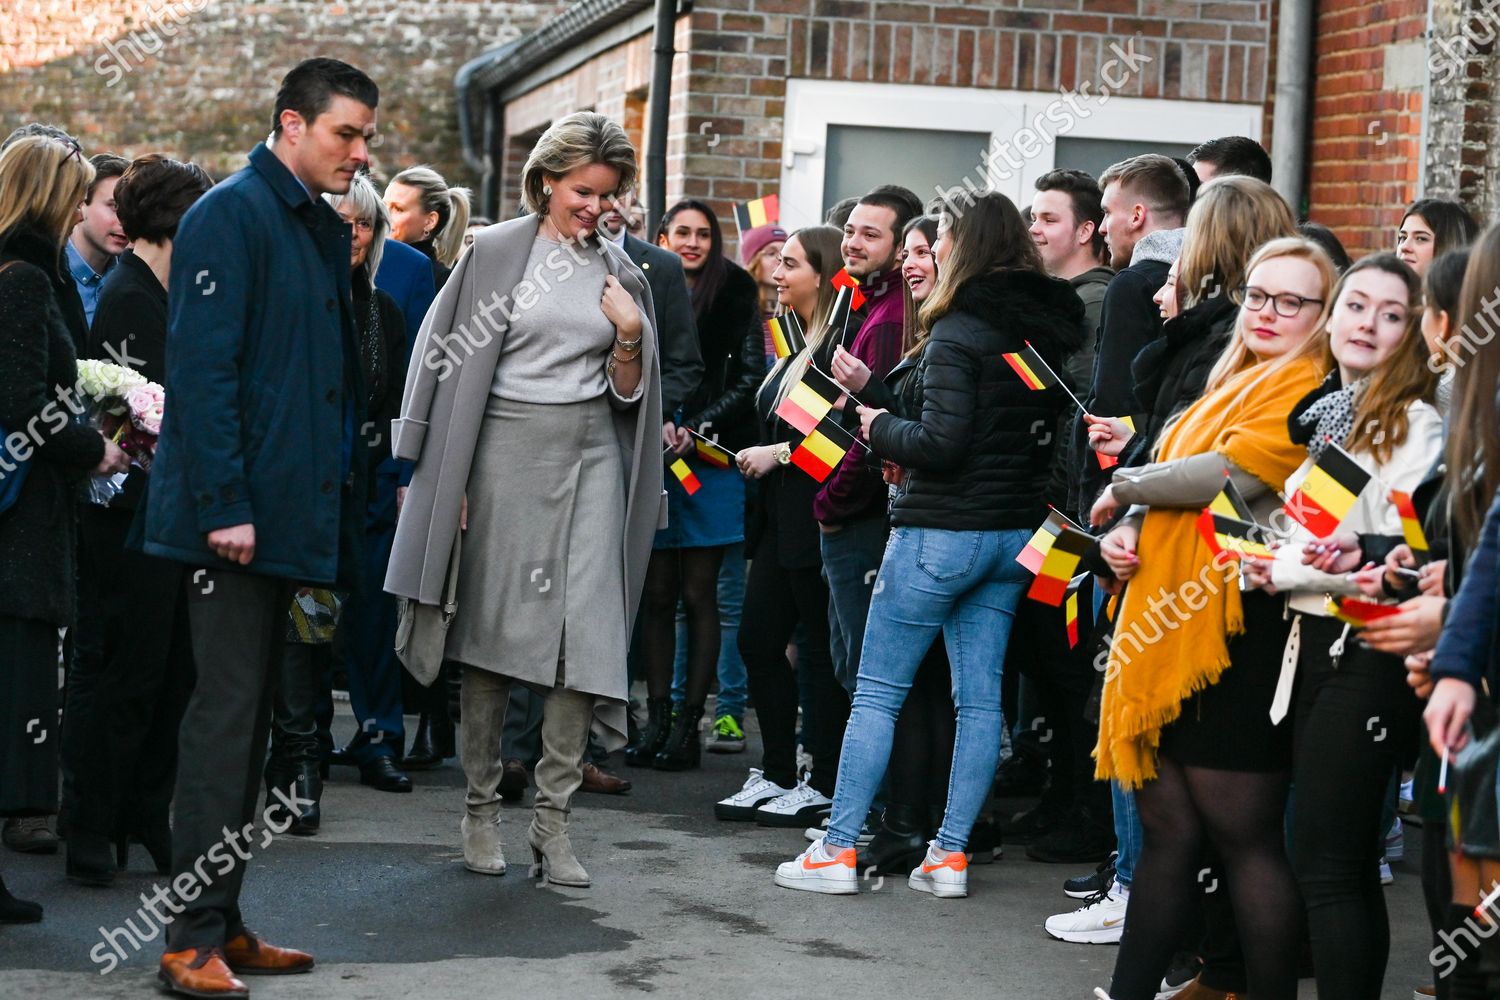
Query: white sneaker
xmin=1045 ymin=879 xmax=1129 ymax=943
xmin=802 ymin=815 xmax=875 ymax=846
xmin=774 ymin=837 xmax=858 ymax=895
xmin=754 ymin=781 xmax=832 ymax=828
xmin=1379 ymin=857 xmax=1394 ymax=885
xmin=714 ymin=768 xmax=794 ymax=821
xmin=907 ymin=840 xmax=969 ymax=898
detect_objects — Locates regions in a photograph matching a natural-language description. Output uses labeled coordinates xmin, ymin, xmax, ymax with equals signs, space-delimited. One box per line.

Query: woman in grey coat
xmin=385 ymin=112 xmax=664 ymax=887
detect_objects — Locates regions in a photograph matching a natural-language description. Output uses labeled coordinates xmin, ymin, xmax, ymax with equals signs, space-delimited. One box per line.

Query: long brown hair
xmin=1176 ymin=176 xmax=1297 ymax=310
xmin=900 ymin=214 xmax=939 ymax=357
xmin=1445 ymin=224 xmax=1500 ymax=544
xmin=919 ymin=191 xmax=1042 ymax=336
xmin=763 ymin=225 xmax=843 ymax=409
xmin=0 ymin=136 xmax=95 ymax=249
xmin=1331 ymin=253 xmax=1433 ymax=463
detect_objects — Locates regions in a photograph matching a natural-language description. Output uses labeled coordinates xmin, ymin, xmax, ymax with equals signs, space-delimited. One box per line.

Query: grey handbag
xmin=394 ymin=529 xmax=461 ymax=687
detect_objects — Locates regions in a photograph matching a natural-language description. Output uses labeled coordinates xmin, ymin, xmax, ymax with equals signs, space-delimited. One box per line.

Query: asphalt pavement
xmin=0 ymin=699 xmax=1435 ymax=999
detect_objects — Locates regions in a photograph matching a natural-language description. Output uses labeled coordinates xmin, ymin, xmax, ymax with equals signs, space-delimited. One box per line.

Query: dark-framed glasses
xmin=1232 ymin=284 xmax=1323 ymax=317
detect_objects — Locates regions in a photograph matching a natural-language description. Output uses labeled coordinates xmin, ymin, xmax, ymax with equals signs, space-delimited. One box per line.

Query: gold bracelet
xmin=610 ymin=349 xmax=641 ymax=364
xmin=614 ymin=333 xmax=643 ymax=353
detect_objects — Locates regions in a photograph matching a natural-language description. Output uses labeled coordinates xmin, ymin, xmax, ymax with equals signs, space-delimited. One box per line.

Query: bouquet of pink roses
xmin=76 ymin=360 xmax=165 ymax=472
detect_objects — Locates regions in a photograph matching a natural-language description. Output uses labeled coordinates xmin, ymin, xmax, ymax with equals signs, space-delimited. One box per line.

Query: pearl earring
xmin=543 ymin=184 xmax=552 ymax=196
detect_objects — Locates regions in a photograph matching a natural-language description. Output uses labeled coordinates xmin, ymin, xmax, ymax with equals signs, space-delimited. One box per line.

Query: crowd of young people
xmin=2 ymin=58 xmax=1499 ymax=1000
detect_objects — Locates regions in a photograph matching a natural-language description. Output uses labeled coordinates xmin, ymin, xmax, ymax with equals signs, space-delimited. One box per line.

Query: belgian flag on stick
xmin=831 ymin=267 xmax=867 ymax=310
xmin=1281 ymin=442 xmax=1373 ymax=537
xmin=1389 ymin=489 xmax=1429 ymax=555
xmin=1002 ymin=341 xmax=1086 ymax=412
xmin=1326 ymin=596 xmax=1402 ymax=629
xmin=1195 ymin=509 xmax=1276 ymax=560
xmin=767 ymin=316 xmax=796 ymax=360
xmin=1095 ymin=415 xmax=1136 ymax=470
xmin=669 ymin=458 xmax=702 ymax=495
xmin=1016 ymin=508 xmax=1082 ymax=574
xmin=789 ymin=416 xmax=850 ymax=483
xmin=1064 ymin=574 xmax=1087 ymax=648
xmin=774 ymin=367 xmax=842 ymax=435
xmin=1027 ymin=525 xmax=1094 ymax=606
xmin=690 ymin=432 xmax=736 ymax=469
xmin=733 ymin=194 xmax=780 ymax=236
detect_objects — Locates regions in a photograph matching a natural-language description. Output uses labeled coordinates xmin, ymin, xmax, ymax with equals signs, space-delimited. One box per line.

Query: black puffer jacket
xmin=862 ymin=268 xmax=1085 ymax=530
xmin=682 ymin=262 xmax=765 ymax=451
xmin=1114 ymin=294 xmax=1237 ymax=470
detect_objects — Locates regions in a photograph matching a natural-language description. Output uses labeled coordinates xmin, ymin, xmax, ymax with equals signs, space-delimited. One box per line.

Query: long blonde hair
xmin=1176 ymin=175 xmax=1297 ymax=310
xmin=1157 ymin=237 xmax=1336 ymax=454
xmin=0 ymin=136 xmax=95 ymax=249
xmin=763 ymin=225 xmax=843 ymax=410
xmin=390 ymin=165 xmax=471 ymax=268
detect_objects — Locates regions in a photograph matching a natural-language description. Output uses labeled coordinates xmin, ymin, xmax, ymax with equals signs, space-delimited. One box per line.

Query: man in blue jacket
xmin=143 ymin=58 xmax=379 ymax=999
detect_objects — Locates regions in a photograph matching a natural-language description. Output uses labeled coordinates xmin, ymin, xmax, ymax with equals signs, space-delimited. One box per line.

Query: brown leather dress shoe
xmin=222 ymin=930 xmax=314 ymax=975
xmin=158 ymin=947 xmax=249 ymax=998
xmin=579 ymin=762 xmax=631 ymax=795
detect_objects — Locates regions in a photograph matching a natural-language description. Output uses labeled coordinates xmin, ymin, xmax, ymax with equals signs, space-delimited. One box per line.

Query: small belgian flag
xmin=1027 ymin=525 xmax=1094 ymax=606
xmin=789 ymin=416 xmax=849 ymax=482
xmin=1095 ymin=415 xmax=1137 ymax=470
xmin=831 ymin=267 xmax=867 ymax=310
xmin=1389 ymin=489 xmax=1429 ymax=554
xmin=767 ymin=315 xmax=796 ymax=360
xmin=1282 ymin=442 xmax=1372 ymax=537
xmin=1016 ymin=509 xmax=1076 ymax=574
xmin=669 ymin=458 xmax=701 ymax=495
xmin=1002 ymin=343 xmax=1060 ymax=391
xmin=1195 ymin=509 xmax=1276 ymax=560
xmin=693 ymin=437 xmax=735 ymax=470
xmin=1326 ymin=596 xmax=1402 ymax=629
xmin=775 ymin=367 xmax=841 ymax=435
xmin=733 ymin=194 xmax=780 ymax=235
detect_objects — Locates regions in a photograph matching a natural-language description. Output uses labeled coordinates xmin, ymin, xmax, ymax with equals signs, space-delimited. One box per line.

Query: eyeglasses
xmin=343 ymin=217 xmax=373 ymax=233
xmin=59 ymin=139 xmax=83 ymax=167
xmin=1232 ymin=285 xmax=1323 ymax=317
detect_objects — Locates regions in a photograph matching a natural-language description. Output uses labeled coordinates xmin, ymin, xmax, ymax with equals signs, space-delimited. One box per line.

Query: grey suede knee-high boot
xmin=460 ymin=666 xmax=510 ymax=875
xmin=529 ymin=686 xmax=594 ymax=887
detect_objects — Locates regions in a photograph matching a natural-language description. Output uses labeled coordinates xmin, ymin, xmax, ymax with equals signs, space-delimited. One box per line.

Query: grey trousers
xmin=167 ymin=570 xmax=291 ymax=950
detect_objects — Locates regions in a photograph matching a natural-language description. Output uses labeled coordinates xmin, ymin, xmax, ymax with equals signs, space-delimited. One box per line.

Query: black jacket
xmin=862 ymin=269 xmax=1085 ymax=531
xmin=0 ymin=227 xmax=108 ymax=625
xmin=623 ymin=233 xmax=703 ymax=415
xmin=1068 ymin=257 xmax=1170 ymax=521
xmin=352 ymin=271 xmax=408 ymax=492
xmin=1113 ymin=294 xmax=1238 ymax=471
xmin=682 ymin=262 xmax=765 ymax=452
xmin=88 ymin=250 xmax=168 ymax=511
xmin=746 ymin=362 xmax=823 ymax=570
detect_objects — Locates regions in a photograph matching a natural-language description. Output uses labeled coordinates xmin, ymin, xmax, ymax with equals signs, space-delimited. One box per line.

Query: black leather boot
xmin=856 ymin=803 xmax=928 ymax=874
xmin=286 ymin=760 xmax=322 ymax=835
xmin=653 ymin=703 xmax=704 ymax=771
xmin=624 ymin=697 xmax=672 ymax=767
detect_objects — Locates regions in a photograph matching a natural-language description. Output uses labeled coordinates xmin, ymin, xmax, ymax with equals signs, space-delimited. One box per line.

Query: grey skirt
xmin=446 ymin=393 xmax=629 ymax=749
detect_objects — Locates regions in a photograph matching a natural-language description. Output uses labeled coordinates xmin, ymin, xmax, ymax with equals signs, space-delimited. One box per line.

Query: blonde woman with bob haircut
xmin=0 ymin=135 xmax=130 ymax=920
xmin=1089 ymin=236 xmax=1337 ymax=1000
xmin=386 ymin=111 xmax=662 ymax=889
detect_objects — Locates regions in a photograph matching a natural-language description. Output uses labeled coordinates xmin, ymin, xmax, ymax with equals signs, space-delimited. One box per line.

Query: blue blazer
xmin=143 ymin=143 xmax=365 ymax=585
xmin=374 ymin=237 xmax=436 ymax=363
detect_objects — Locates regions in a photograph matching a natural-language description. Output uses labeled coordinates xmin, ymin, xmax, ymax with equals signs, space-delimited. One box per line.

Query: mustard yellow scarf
xmin=1095 ymin=356 xmax=1324 ymax=788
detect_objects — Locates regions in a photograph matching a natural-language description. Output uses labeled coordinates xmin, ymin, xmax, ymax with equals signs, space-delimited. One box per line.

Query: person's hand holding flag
xmin=830 ymin=345 xmax=872 ymax=394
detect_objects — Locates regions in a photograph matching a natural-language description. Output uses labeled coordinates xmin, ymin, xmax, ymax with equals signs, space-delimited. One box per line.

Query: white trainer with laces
xmin=754 ymin=781 xmax=832 ymax=827
xmin=802 ymin=815 xmax=875 ymax=846
xmin=1045 ymin=878 xmax=1129 ymax=943
xmin=907 ymin=840 xmax=969 ymax=898
xmin=774 ymin=838 xmax=858 ymax=895
xmin=714 ymin=768 xmax=795 ymax=821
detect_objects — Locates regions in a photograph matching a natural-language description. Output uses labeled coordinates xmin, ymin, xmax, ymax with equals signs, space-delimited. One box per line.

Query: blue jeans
xmin=1112 ymin=780 xmax=1141 ymax=886
xmin=672 ymin=541 xmax=748 ymax=720
xmin=825 ymin=525 xmax=1031 ymax=852
xmin=820 ymin=516 xmax=891 ymax=695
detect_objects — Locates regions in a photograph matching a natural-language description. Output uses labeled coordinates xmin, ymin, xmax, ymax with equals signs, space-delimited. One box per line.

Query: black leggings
xmin=1108 ymin=758 xmax=1301 ymax=1000
xmin=1291 ymin=616 xmax=1421 ymax=999
xmin=639 ymin=546 xmax=725 ymax=709
xmin=738 ymin=552 xmax=845 ymax=795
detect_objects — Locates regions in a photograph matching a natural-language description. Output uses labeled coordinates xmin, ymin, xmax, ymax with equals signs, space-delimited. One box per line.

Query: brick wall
xmin=1304 ymin=0 xmax=1427 ymax=259
xmin=1425 ymin=0 xmax=1500 ymax=227
xmin=0 ymin=0 xmax=557 ymax=183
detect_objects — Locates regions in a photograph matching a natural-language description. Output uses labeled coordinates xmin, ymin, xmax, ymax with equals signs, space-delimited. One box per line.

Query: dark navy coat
xmin=143 ymin=143 xmax=364 ymax=586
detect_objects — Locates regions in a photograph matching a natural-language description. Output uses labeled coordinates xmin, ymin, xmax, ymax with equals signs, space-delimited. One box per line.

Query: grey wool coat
xmin=384 ymin=214 xmax=665 ymax=733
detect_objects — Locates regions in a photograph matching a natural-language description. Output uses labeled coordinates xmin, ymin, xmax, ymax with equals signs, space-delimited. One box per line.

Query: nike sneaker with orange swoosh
xmin=907 ymin=841 xmax=969 ymax=898
xmin=1044 ymin=879 xmax=1129 ymax=943
xmin=773 ymin=838 xmax=858 ymax=894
